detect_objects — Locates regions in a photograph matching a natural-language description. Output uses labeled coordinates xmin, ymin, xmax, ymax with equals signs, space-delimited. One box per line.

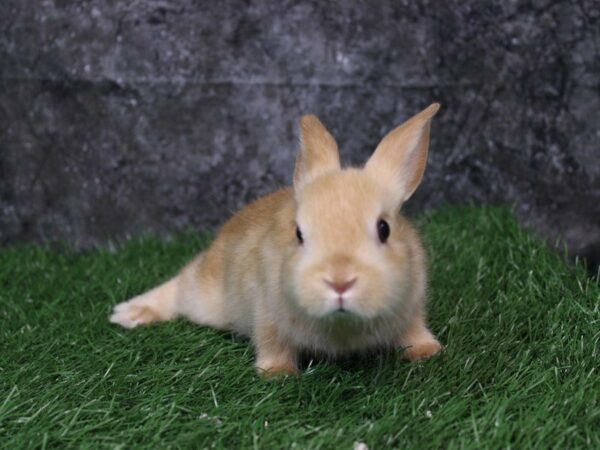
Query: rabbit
xmin=110 ymin=103 xmax=443 ymax=377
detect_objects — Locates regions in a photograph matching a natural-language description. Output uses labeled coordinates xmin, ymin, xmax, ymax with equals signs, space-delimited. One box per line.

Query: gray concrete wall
xmin=1 ymin=0 xmax=599 ymax=262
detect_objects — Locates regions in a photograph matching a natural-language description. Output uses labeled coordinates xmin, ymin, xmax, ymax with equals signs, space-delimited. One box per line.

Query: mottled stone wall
xmin=1 ymin=0 xmax=599 ymax=263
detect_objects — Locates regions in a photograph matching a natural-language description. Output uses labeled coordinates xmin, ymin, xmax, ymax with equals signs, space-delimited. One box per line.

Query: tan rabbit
xmin=110 ymin=104 xmax=443 ymax=376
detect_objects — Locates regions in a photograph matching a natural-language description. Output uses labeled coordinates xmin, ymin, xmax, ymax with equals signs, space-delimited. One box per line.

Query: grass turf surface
xmin=1 ymin=206 xmax=598 ymax=449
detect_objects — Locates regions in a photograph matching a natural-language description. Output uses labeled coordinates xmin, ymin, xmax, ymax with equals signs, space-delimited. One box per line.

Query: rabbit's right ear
xmin=365 ymin=103 xmax=439 ymax=203
xmin=294 ymin=115 xmax=340 ymax=192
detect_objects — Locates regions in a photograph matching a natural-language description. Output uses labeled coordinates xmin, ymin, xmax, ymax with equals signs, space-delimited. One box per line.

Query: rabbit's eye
xmin=377 ymin=219 xmax=390 ymax=243
xmin=296 ymin=226 xmax=304 ymax=244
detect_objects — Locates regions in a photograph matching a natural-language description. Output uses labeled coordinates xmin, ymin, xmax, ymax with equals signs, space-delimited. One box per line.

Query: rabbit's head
xmin=282 ymin=104 xmax=439 ymax=322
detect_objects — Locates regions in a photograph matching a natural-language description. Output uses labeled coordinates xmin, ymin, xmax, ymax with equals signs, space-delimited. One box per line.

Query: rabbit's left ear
xmin=365 ymin=103 xmax=439 ymax=202
xmin=294 ymin=115 xmax=341 ymax=192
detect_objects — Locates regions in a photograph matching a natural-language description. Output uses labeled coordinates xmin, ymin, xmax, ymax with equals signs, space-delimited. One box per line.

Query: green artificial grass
xmin=1 ymin=206 xmax=598 ymax=449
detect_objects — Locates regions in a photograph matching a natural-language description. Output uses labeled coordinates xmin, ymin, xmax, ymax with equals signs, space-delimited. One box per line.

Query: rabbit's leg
xmin=110 ymin=252 xmax=227 ymax=330
xmin=396 ymin=308 xmax=442 ymax=361
xmin=254 ymin=322 xmax=299 ymax=377
xmin=109 ymin=277 xmax=179 ymax=328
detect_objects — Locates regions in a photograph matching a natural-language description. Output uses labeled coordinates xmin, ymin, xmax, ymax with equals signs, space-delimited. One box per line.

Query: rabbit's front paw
xmin=402 ymin=339 xmax=442 ymax=361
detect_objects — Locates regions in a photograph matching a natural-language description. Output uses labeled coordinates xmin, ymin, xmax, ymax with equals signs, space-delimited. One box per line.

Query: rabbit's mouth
xmin=335 ymin=305 xmax=349 ymax=314
xmin=319 ymin=304 xmax=370 ymax=324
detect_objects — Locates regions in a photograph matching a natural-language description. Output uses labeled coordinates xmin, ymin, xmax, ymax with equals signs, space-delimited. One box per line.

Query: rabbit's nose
xmin=325 ymin=278 xmax=357 ymax=295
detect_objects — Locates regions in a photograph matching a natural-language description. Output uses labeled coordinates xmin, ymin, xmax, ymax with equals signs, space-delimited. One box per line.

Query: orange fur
xmin=110 ymin=104 xmax=443 ymax=375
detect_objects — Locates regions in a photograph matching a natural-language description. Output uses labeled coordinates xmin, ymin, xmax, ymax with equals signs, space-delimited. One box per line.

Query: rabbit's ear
xmin=294 ymin=115 xmax=341 ymax=191
xmin=365 ymin=103 xmax=439 ymax=202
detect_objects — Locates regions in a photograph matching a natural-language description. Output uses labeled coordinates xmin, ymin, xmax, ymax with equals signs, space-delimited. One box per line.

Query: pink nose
xmin=326 ymin=278 xmax=357 ymax=295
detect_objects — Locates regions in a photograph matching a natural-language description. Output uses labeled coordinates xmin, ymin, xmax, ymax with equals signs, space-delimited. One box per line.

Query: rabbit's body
xmin=111 ymin=104 xmax=443 ymax=375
